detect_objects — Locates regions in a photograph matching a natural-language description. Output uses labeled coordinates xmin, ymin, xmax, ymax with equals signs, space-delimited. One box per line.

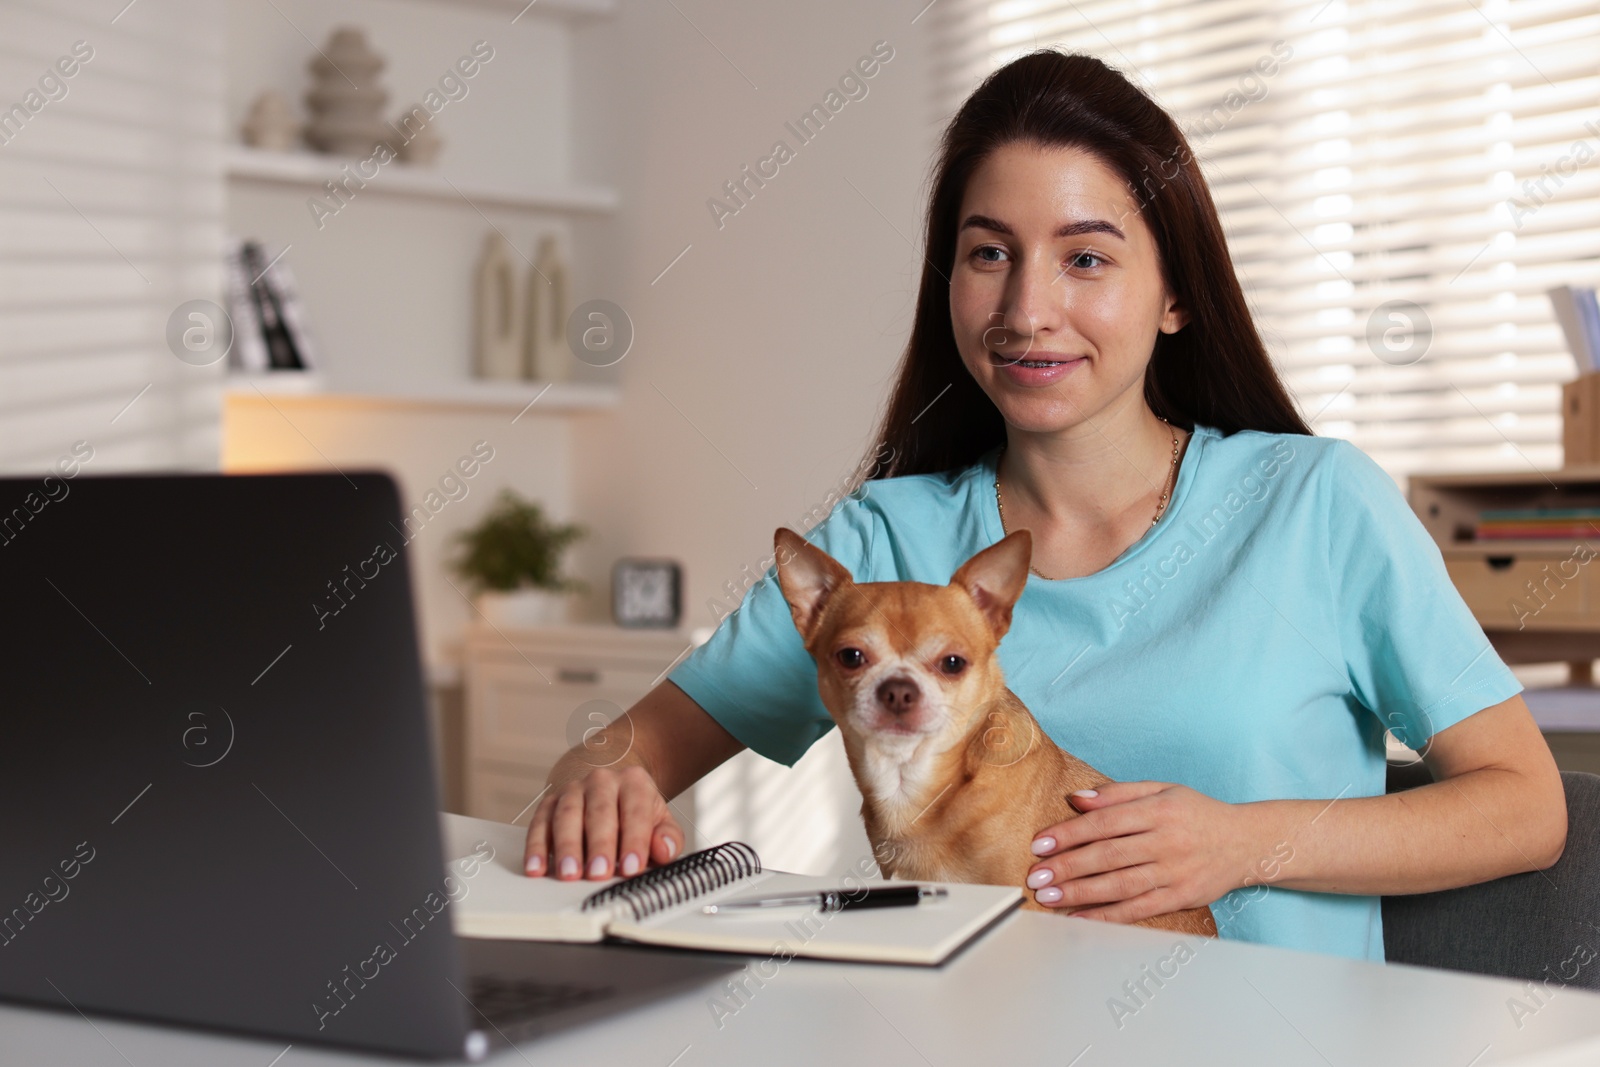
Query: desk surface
xmin=7 ymin=910 xmax=1600 ymax=1066
xmin=1523 ymin=684 xmax=1600 ymax=732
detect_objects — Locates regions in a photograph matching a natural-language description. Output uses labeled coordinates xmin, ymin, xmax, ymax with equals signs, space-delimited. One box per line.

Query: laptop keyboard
xmin=467 ymin=974 xmax=617 ymax=1028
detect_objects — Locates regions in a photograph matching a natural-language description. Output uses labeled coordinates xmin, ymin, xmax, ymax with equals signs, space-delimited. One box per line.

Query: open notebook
xmin=442 ymin=813 xmax=1021 ymax=966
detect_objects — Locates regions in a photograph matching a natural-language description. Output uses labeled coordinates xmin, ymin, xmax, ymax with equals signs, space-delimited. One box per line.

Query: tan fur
xmin=774 ymin=526 xmax=1216 ymax=938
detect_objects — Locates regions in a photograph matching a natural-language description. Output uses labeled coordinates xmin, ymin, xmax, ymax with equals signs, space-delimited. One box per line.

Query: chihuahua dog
xmin=773 ymin=526 xmax=1216 ymax=937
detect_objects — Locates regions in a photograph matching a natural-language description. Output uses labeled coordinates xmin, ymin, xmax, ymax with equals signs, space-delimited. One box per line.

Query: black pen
xmin=702 ymin=885 xmax=948 ymax=914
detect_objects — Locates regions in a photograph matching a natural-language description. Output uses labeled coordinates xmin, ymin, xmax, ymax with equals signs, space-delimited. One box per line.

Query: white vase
xmin=476 ymin=588 xmax=569 ymax=628
xmin=523 ymin=235 xmax=571 ymax=382
xmin=474 ymin=231 xmax=524 ymax=381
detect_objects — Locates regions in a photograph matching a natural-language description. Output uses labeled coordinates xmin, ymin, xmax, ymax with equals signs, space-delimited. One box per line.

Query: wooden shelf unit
xmin=1410 ymin=467 xmax=1600 ymax=680
xmin=446 ymin=0 xmax=617 ymax=20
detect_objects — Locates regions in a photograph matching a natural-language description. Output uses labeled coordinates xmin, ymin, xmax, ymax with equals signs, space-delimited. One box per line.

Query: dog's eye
xmin=939 ymin=655 xmax=967 ymax=675
xmin=836 ymin=648 xmax=866 ymax=669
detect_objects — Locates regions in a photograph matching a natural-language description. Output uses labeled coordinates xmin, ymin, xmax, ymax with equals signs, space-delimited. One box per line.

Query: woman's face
xmin=949 ymin=141 xmax=1187 ymax=435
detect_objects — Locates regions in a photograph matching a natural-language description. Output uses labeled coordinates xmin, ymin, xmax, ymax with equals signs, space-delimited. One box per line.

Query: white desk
xmin=6 ymin=909 xmax=1600 ymax=1065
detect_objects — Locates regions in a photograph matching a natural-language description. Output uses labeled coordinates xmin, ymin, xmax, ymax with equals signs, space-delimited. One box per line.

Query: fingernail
xmin=621 ymin=852 xmax=641 ymax=876
xmin=1071 ymin=789 xmax=1098 ymax=798
xmin=1026 ymin=869 xmax=1054 ymax=889
xmin=1036 ymin=887 xmax=1063 ymax=904
xmin=525 ymin=855 xmax=543 ymax=875
xmin=664 ymin=836 xmax=679 ymax=859
xmin=588 ymin=855 xmax=608 ymax=878
xmin=1031 ymin=836 xmax=1056 ymax=856
xmin=558 ymin=855 xmax=578 ymax=879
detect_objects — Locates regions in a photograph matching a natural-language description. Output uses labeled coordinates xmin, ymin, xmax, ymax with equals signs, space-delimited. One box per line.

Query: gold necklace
xmin=995 ymin=417 xmax=1181 ymax=580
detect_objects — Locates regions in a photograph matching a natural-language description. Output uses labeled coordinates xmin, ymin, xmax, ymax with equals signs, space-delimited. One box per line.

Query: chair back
xmin=1382 ymin=766 xmax=1600 ymax=990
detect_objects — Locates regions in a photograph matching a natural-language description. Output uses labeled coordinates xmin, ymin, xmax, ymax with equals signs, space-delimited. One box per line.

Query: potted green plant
xmin=452 ymin=490 xmax=587 ymax=627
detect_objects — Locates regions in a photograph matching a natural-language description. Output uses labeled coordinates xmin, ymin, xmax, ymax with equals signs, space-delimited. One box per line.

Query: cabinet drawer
xmin=469 ymin=679 xmax=641 ymax=764
xmin=465 ymin=655 xmax=658 ymax=763
xmin=467 ymin=763 xmax=550 ymax=825
xmin=467 ymin=654 xmax=668 ymax=695
xmin=1446 ymin=555 xmax=1587 ymax=628
xmin=462 ymin=628 xmax=696 ymax=827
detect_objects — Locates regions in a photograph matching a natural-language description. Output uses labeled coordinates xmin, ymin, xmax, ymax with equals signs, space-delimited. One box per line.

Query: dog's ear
xmin=774 ymin=527 xmax=853 ymax=643
xmin=950 ymin=529 xmax=1032 ymax=639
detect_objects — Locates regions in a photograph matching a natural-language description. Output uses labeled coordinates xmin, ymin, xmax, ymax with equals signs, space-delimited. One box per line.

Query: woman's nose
xmin=998 ymin=258 xmax=1066 ymax=346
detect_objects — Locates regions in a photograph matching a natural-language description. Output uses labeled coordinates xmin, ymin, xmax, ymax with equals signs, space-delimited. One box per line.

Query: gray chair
xmin=1381 ymin=761 xmax=1600 ymax=988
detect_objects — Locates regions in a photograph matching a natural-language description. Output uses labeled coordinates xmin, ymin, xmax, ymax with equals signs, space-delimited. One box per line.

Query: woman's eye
xmin=1067 ymin=250 xmax=1105 ymax=271
xmin=971 ymin=245 xmax=1008 ymax=264
xmin=939 ymin=655 xmax=967 ymax=675
xmin=837 ymin=648 xmax=866 ymax=669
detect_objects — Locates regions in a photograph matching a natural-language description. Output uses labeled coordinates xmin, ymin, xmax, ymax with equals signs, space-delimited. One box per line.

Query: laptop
xmin=0 ymin=470 xmax=738 ymax=1060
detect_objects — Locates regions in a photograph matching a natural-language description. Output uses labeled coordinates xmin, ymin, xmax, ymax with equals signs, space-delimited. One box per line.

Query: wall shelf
xmin=225 ymin=147 xmax=619 ymax=214
xmin=444 ymin=0 xmax=617 ymax=21
xmin=224 ymin=375 xmax=620 ymax=414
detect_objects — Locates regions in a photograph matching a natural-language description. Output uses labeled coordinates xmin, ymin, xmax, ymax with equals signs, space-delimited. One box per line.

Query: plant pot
xmin=476 ymin=588 xmax=570 ymax=629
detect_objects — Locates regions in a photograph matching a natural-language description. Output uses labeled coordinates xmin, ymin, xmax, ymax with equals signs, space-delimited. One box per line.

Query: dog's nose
xmin=875 ymin=676 xmax=920 ymax=715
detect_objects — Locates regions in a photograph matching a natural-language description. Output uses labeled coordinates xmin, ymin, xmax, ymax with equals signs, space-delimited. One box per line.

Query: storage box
xmin=1562 ymin=373 xmax=1600 ymax=466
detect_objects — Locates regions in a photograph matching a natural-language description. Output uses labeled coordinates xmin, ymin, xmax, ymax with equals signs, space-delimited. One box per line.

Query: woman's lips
xmin=988 ymin=350 xmax=1085 ymax=387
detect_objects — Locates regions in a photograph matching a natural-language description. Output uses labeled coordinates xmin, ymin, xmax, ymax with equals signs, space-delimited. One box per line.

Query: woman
xmin=522 ymin=50 xmax=1566 ymax=960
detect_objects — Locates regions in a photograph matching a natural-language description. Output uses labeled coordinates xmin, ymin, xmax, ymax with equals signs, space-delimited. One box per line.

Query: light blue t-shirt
xmin=667 ymin=423 xmax=1523 ymax=962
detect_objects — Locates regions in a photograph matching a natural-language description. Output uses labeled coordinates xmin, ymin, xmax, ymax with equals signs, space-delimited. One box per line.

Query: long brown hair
xmin=866 ymin=49 xmax=1311 ymax=480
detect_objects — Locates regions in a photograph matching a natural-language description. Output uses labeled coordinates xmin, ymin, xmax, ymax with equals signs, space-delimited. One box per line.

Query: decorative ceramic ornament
xmin=303 ymin=27 xmax=389 ymax=157
xmin=524 ymin=235 xmax=571 ymax=382
xmin=475 ymin=232 xmax=524 ymax=380
xmin=240 ymin=90 xmax=299 ymax=151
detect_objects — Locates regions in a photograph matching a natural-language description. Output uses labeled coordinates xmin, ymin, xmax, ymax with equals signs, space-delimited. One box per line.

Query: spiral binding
xmin=580 ymin=841 xmax=762 ymax=922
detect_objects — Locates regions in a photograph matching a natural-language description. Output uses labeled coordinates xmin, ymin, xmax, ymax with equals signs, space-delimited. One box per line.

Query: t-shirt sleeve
xmin=1322 ymin=439 xmax=1523 ymax=750
xmin=666 ymin=495 xmax=885 ymax=767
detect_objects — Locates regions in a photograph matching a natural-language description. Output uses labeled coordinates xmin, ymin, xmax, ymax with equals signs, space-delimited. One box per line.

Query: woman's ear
xmin=1160 ymin=294 xmax=1189 ymax=334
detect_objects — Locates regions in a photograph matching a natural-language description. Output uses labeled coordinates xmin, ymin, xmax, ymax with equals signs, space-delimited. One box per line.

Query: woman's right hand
xmin=518 ymin=679 xmax=745 ymax=881
xmin=522 ymin=763 xmax=685 ymax=881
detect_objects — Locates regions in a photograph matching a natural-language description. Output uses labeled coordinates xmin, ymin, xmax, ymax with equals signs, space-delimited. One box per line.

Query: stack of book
xmin=224 ymin=237 xmax=317 ymax=372
xmin=1476 ymin=507 xmax=1600 ymax=540
xmin=1550 ymin=286 xmax=1600 ymax=372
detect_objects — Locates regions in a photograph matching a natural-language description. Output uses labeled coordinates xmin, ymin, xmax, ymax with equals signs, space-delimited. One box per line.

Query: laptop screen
xmin=0 ymin=471 xmax=469 ymax=1057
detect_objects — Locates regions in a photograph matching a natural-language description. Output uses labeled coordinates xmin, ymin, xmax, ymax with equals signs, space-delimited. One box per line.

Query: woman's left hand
xmin=1026 ymin=780 xmax=1262 ymax=923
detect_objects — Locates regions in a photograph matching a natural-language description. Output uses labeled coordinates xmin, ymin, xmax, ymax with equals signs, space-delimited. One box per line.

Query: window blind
xmin=0 ymin=0 xmax=225 ymax=474
xmin=929 ymin=0 xmax=1600 ymax=480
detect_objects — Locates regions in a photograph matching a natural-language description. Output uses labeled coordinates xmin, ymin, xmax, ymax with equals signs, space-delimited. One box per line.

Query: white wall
xmin=569 ymin=1 xmax=937 ymax=629
xmin=568 ymin=1 xmax=940 ymax=875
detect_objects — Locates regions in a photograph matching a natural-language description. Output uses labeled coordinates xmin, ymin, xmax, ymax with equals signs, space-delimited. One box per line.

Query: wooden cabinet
xmin=1443 ymin=554 xmax=1589 ymax=630
xmin=462 ymin=623 xmax=700 ymax=827
xmin=1409 ymin=467 xmax=1600 ymax=678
